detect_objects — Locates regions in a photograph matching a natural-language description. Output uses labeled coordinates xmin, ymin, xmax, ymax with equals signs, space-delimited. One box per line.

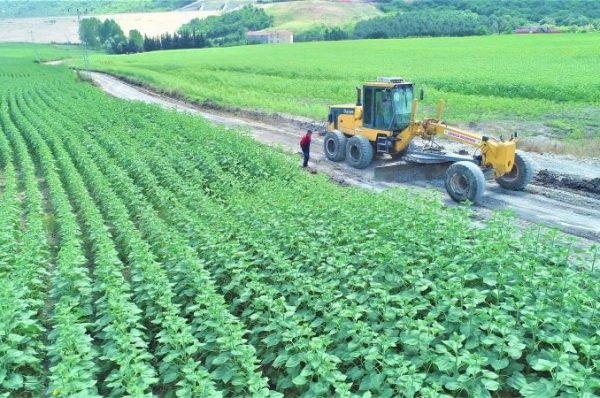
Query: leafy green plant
xmin=0 ymin=50 xmax=598 ymax=397
xmin=1 ymin=92 xmax=99 ymax=397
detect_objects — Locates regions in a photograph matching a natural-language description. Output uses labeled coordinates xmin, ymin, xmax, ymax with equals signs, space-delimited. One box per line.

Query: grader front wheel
xmin=346 ymin=135 xmax=374 ymax=169
xmin=323 ymin=131 xmax=347 ymax=162
xmin=445 ymin=161 xmax=486 ymax=203
xmin=496 ymin=151 xmax=534 ymax=191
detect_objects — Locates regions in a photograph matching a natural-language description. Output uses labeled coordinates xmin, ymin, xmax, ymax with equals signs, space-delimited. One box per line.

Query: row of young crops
xmin=0 ymin=55 xmax=599 ymax=397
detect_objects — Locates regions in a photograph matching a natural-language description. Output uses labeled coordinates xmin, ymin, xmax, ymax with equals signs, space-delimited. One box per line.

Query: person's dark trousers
xmin=301 ymin=145 xmax=310 ymax=167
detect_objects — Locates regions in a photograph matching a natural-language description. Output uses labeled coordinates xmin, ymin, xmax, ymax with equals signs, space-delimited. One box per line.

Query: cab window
xmin=363 ymin=88 xmax=373 ymax=126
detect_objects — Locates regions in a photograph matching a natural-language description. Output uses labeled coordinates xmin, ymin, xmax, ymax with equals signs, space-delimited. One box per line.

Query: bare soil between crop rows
xmin=62 ymin=68 xmax=600 ymax=242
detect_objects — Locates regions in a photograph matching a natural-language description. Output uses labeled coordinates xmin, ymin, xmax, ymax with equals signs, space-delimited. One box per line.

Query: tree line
xmin=370 ymin=0 xmax=600 ymax=35
xmin=78 ymin=18 xmax=144 ymax=54
xmin=294 ymin=9 xmax=514 ymax=42
xmin=79 ymin=17 xmax=211 ymax=54
xmin=353 ymin=9 xmax=495 ymax=39
xmin=143 ymin=5 xmax=272 ymax=52
xmin=178 ymin=5 xmax=273 ymax=46
xmin=142 ymin=31 xmax=209 ymax=52
xmin=297 ymin=0 xmax=599 ymax=42
xmin=377 ymin=0 xmax=600 ymax=28
xmin=79 ymin=5 xmax=273 ymax=55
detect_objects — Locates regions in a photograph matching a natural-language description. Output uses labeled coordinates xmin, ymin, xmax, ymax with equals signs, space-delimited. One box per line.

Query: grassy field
xmin=71 ymin=33 xmax=600 ymax=149
xmin=0 ymin=43 xmax=78 ymax=62
xmin=2 ymin=43 xmax=599 ymax=398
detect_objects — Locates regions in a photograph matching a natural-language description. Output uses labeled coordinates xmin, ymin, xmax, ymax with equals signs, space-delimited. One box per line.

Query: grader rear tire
xmin=496 ymin=151 xmax=533 ymax=191
xmin=445 ymin=161 xmax=486 ymax=204
xmin=323 ymin=132 xmax=347 ymax=162
xmin=346 ymin=135 xmax=374 ymax=169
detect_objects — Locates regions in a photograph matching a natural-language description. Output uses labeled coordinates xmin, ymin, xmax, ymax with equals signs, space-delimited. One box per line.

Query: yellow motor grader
xmin=324 ymin=77 xmax=533 ymax=203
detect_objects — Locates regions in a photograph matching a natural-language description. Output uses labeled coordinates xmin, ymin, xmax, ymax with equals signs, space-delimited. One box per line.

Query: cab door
xmin=362 ymin=86 xmax=393 ymax=131
xmin=362 ymin=86 xmax=375 ymax=129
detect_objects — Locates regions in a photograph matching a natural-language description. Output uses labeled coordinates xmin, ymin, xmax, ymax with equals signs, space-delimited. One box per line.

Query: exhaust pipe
xmin=356 ymin=86 xmax=362 ymax=106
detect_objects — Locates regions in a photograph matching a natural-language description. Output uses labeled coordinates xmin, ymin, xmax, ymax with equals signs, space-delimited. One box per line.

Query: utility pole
xmin=30 ymin=30 xmax=40 ymax=63
xmin=76 ymin=8 xmax=90 ymax=70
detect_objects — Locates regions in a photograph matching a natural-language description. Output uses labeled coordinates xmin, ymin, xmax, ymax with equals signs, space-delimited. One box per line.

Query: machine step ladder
xmin=376 ymin=136 xmax=388 ymax=153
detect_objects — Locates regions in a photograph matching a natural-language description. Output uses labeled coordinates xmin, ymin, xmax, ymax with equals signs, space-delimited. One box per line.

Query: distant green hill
xmin=362 ymin=0 xmax=600 ymax=36
xmin=1 ymin=0 xmax=380 ymax=30
xmin=0 ymin=0 xmax=195 ymax=18
xmin=258 ymin=0 xmax=382 ymax=32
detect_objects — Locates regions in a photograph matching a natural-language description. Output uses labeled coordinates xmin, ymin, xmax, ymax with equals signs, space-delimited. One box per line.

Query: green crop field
xmin=73 ymin=33 xmax=600 ymax=144
xmin=0 ymin=43 xmax=79 ymax=63
xmin=2 ymin=45 xmax=600 ymax=397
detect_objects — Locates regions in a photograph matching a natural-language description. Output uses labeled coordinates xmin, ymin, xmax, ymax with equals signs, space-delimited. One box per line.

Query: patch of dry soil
xmin=0 ymin=10 xmax=218 ymax=43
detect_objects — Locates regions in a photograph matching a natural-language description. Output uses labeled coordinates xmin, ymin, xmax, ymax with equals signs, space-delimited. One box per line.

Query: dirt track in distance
xmin=81 ymin=70 xmax=600 ymax=242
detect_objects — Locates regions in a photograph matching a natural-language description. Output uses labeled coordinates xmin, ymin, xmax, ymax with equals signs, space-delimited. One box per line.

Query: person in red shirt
xmin=300 ymin=130 xmax=313 ymax=168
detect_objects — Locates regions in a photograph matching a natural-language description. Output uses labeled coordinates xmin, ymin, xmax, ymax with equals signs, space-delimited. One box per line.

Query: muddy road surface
xmin=85 ymin=71 xmax=600 ymax=241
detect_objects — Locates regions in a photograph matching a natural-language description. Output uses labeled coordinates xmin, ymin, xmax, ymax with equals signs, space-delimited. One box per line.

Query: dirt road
xmin=85 ymin=71 xmax=600 ymax=241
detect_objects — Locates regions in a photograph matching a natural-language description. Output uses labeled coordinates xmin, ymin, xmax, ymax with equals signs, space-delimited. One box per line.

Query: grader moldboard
xmin=324 ymin=77 xmax=533 ymax=203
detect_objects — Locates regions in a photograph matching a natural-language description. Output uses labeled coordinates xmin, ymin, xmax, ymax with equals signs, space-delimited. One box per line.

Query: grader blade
xmin=373 ymin=150 xmax=476 ymax=183
xmin=374 ymin=161 xmax=450 ymax=182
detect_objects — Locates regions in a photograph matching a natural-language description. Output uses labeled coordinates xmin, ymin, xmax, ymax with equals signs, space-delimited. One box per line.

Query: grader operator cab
xmin=325 ymin=77 xmax=533 ymax=203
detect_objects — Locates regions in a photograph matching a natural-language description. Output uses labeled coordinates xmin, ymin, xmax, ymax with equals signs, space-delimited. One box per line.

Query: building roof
xmin=513 ymin=26 xmax=562 ymax=33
